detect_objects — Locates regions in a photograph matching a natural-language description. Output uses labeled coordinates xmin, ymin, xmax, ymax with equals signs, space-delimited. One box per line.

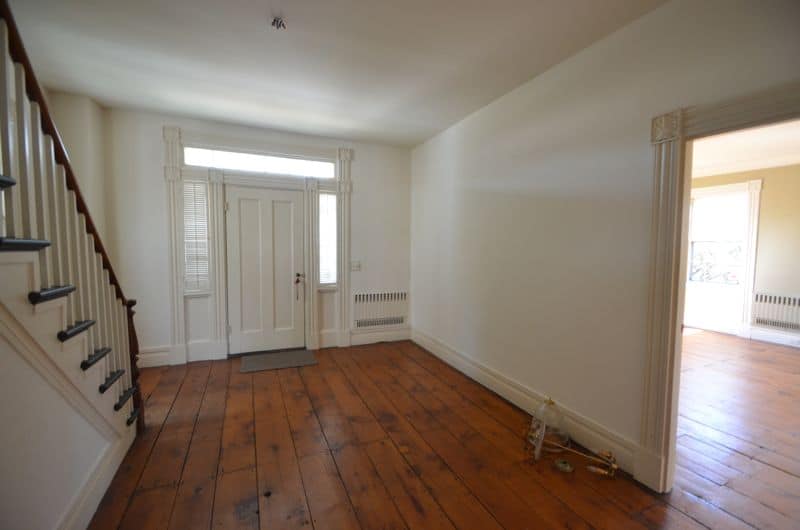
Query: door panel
xmin=226 ymin=186 xmax=304 ymax=354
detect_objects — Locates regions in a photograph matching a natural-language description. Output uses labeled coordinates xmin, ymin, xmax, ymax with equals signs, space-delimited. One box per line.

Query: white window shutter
xmin=183 ymin=181 xmax=210 ymax=291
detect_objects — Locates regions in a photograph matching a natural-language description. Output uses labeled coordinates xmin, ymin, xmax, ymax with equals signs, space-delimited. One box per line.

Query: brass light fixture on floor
xmin=527 ymin=397 xmax=619 ymax=477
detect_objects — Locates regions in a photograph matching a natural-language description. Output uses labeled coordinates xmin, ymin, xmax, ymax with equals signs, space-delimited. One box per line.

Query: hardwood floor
xmin=673 ymin=329 xmax=800 ymax=530
xmin=89 ymin=338 xmax=797 ymax=529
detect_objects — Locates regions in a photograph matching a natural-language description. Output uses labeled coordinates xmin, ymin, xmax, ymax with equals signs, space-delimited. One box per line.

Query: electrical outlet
xmin=350 ymin=260 xmax=362 ymax=272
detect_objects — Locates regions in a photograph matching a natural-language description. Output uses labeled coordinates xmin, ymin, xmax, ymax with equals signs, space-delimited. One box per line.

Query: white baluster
xmin=66 ymin=193 xmax=84 ymax=323
xmin=13 ymin=63 xmax=35 ymax=238
xmin=0 ymin=22 xmax=20 ymax=238
xmin=103 ymin=271 xmax=115 ymax=369
xmin=44 ymin=136 xmax=63 ymax=286
xmin=119 ymin=302 xmax=131 ymax=391
xmin=80 ymin=226 xmax=97 ymax=354
xmin=94 ymin=253 xmax=107 ymax=355
xmin=30 ymin=104 xmax=52 ymax=285
xmin=76 ymin=215 xmax=94 ymax=359
xmin=88 ymin=247 xmax=102 ymax=372
xmin=109 ymin=291 xmax=122 ymax=393
xmin=119 ymin=302 xmax=132 ymax=393
xmin=57 ymin=168 xmax=74 ymax=324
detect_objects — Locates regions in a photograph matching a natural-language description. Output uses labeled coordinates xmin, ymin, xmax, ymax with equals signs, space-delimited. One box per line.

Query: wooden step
xmin=81 ymin=347 xmax=111 ymax=371
xmin=99 ymin=369 xmax=125 ymax=394
xmin=57 ymin=319 xmax=95 ymax=342
xmin=28 ymin=285 xmax=76 ymax=305
xmin=0 ymin=237 xmax=50 ymax=251
xmin=114 ymin=385 xmax=137 ymax=411
xmin=0 ymin=174 xmax=15 ymax=188
xmin=126 ymin=407 xmax=141 ymax=426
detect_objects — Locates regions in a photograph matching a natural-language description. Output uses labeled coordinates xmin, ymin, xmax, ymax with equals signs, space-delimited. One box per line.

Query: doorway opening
xmin=672 ymin=119 xmax=800 ymax=527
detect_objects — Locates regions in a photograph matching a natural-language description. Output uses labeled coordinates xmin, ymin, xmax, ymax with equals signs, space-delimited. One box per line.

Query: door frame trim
xmin=223 ymin=183 xmax=308 ymax=354
xmin=637 ymin=80 xmax=800 ymax=492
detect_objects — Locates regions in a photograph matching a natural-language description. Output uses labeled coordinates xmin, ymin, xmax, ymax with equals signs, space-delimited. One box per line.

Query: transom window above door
xmin=184 ymin=146 xmax=335 ymax=179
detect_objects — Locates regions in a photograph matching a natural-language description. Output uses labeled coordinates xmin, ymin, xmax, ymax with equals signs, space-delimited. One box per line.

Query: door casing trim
xmin=638 ymin=80 xmax=800 ymax=492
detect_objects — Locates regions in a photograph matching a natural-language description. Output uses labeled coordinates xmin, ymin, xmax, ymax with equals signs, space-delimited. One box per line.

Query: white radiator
xmin=753 ymin=293 xmax=800 ymax=332
xmin=354 ymin=291 xmax=408 ymax=329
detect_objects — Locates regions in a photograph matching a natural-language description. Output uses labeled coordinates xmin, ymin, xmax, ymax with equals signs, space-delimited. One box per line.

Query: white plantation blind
xmin=183 ymin=181 xmax=210 ymax=291
xmin=319 ymin=193 xmax=337 ymax=285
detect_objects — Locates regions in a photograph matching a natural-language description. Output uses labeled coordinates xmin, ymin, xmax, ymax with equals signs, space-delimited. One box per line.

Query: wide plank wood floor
xmin=673 ymin=329 xmax=800 ymax=530
xmin=90 ymin=338 xmax=798 ymax=529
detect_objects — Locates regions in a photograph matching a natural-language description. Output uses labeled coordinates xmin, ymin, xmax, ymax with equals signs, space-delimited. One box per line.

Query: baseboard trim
xmin=187 ymin=340 xmax=227 ymax=362
xmin=57 ymin=427 xmax=136 ymax=530
xmin=319 ymin=329 xmax=339 ymax=348
xmin=742 ymin=325 xmax=800 ymax=348
xmin=351 ymin=326 xmax=410 ymax=346
xmin=411 ymin=328 xmax=638 ymax=473
xmin=137 ymin=344 xmax=188 ymax=367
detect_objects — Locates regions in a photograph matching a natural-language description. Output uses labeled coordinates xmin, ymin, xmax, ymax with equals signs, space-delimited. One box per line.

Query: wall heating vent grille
xmin=753 ymin=293 xmax=800 ymax=331
xmin=354 ymin=292 xmax=408 ymax=329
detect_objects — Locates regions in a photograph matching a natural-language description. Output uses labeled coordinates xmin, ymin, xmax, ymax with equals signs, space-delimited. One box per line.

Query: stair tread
xmin=99 ymin=369 xmax=125 ymax=394
xmin=126 ymin=407 xmax=141 ymax=426
xmin=28 ymin=285 xmax=76 ymax=305
xmin=80 ymin=346 xmax=112 ymax=371
xmin=0 ymin=174 xmax=15 ymax=189
xmin=57 ymin=319 xmax=95 ymax=342
xmin=114 ymin=385 xmax=137 ymax=411
xmin=0 ymin=237 xmax=50 ymax=251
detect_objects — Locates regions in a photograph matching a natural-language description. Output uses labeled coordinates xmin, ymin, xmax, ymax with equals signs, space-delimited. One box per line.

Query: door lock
xmin=294 ymin=273 xmax=305 ymax=300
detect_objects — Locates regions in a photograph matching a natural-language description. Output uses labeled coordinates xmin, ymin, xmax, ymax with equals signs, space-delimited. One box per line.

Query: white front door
xmin=684 ymin=186 xmax=750 ymax=335
xmin=226 ymin=185 xmax=305 ymax=354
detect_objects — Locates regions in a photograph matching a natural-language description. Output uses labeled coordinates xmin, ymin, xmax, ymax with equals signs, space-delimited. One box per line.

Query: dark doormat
xmin=239 ymin=349 xmax=317 ymax=373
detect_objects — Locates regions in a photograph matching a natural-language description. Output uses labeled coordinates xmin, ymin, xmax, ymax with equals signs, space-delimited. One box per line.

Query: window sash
xmin=319 ymin=193 xmax=337 ymax=285
xmin=184 ymin=146 xmax=335 ymax=179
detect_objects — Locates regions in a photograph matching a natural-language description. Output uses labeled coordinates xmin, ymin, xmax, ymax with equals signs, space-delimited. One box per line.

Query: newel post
xmin=125 ymin=299 xmax=145 ymax=432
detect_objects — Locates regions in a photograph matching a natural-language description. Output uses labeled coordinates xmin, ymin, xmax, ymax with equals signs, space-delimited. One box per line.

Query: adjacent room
xmin=0 ymin=1 xmax=798 ymax=529
xmin=675 ymin=120 xmax=800 ymax=526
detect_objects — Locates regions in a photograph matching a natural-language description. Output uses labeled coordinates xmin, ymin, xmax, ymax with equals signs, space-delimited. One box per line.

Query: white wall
xmin=48 ymin=91 xmax=109 ymax=240
xmin=0 ymin=335 xmax=108 ymax=530
xmin=410 ymin=0 xmax=800 ymax=450
xmin=104 ymin=108 xmax=410 ymax=356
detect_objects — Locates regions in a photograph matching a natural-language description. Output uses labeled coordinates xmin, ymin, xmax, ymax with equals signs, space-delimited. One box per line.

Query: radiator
xmin=752 ymin=293 xmax=800 ymax=331
xmin=354 ymin=291 xmax=408 ymax=329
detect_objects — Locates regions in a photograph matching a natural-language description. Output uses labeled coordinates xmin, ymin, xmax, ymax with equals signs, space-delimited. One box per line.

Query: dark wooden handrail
xmin=2 ymin=1 xmax=143 ymax=432
xmin=0 ymin=0 xmax=125 ymax=301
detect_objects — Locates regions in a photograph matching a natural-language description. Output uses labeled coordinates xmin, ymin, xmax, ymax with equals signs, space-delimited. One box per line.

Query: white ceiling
xmin=692 ymin=119 xmax=800 ymax=178
xmin=10 ymin=0 xmax=664 ymax=146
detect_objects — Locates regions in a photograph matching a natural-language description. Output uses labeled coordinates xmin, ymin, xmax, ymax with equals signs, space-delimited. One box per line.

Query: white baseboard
xmin=743 ymin=325 xmax=800 ymax=348
xmin=411 ymin=328 xmax=638 ymax=474
xmin=187 ymin=340 xmax=227 ymax=362
xmin=319 ymin=329 xmax=339 ymax=348
xmin=351 ymin=326 xmax=410 ymax=346
xmin=58 ymin=426 xmax=136 ymax=530
xmin=137 ymin=344 xmax=189 ymax=367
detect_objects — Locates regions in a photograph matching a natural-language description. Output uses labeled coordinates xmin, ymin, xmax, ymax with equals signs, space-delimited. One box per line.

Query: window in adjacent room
xmin=183 ymin=181 xmax=210 ymax=292
xmin=319 ymin=193 xmax=337 ymax=285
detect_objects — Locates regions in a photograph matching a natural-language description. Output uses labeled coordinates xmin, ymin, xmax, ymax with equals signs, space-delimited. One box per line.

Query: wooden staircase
xmin=0 ymin=2 xmax=144 ymax=526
